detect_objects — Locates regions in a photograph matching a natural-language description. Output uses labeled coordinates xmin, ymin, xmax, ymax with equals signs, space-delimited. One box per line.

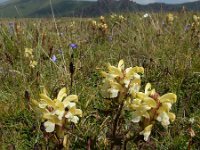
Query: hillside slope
xmin=0 ymin=0 xmax=200 ymax=18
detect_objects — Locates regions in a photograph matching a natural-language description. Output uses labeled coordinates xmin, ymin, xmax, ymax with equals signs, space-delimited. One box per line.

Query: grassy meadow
xmin=0 ymin=12 xmax=200 ymax=149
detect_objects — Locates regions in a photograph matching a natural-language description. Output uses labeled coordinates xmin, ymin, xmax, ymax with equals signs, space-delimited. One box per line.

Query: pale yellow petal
xmin=145 ymin=83 xmax=151 ymax=95
xmin=168 ymin=112 xmax=176 ymax=122
xmin=159 ymin=93 xmax=177 ymax=103
xmin=57 ymin=87 xmax=67 ymax=101
xmin=118 ymin=59 xmax=124 ymax=70
xmin=140 ymin=124 xmax=153 ymax=141
xmin=40 ymin=93 xmax=55 ymax=107
xmin=43 ymin=113 xmax=62 ymax=126
xmin=44 ymin=121 xmax=55 ymax=132
xmin=101 ymin=71 xmax=117 ymax=79
xmin=143 ymin=97 xmax=157 ymax=108
xmin=108 ymin=65 xmax=123 ymax=77
xmin=55 ymin=99 xmax=64 ymax=110
xmin=70 ymin=107 xmax=82 ymax=117
xmin=63 ymin=95 xmax=78 ymax=107
xmin=136 ymin=92 xmax=146 ymax=99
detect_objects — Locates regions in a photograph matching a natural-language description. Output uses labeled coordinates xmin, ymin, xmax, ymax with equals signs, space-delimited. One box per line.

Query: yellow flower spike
xmin=193 ymin=15 xmax=199 ymax=22
xmin=166 ymin=13 xmax=174 ymax=24
xmin=140 ymin=124 xmax=153 ymax=141
xmin=33 ymin=87 xmax=82 ymax=134
xmin=101 ymin=59 xmax=144 ymax=100
xmin=159 ymin=93 xmax=177 ymax=103
xmin=57 ymin=87 xmax=67 ymax=101
xmin=91 ymin=20 xmax=97 ymax=26
xmin=100 ymin=16 xmax=105 ymax=21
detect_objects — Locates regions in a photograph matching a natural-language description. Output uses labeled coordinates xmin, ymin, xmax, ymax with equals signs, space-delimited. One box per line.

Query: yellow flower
xmin=33 ymin=87 xmax=82 ymax=132
xmin=193 ymin=15 xmax=200 ymax=23
xmin=69 ymin=21 xmax=75 ymax=28
xmin=29 ymin=60 xmax=37 ymax=68
xmin=128 ymin=83 xmax=177 ymax=140
xmin=111 ymin=14 xmax=117 ymax=19
xmin=119 ymin=15 xmax=125 ymax=22
xmin=24 ymin=48 xmax=33 ymax=58
xmin=139 ymin=124 xmax=153 ymax=141
xmin=133 ymin=83 xmax=176 ymax=127
xmin=129 ymin=92 xmax=157 ymax=122
xmin=101 ymin=60 xmax=144 ymax=99
xmin=65 ymin=106 xmax=82 ymax=124
xmin=156 ymin=93 xmax=177 ymax=127
xmin=100 ymin=16 xmax=105 ymax=23
xmin=91 ymin=20 xmax=97 ymax=27
xmin=166 ymin=13 xmax=174 ymax=24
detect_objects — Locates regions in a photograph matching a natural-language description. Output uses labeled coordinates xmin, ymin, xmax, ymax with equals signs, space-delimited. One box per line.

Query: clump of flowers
xmin=110 ymin=14 xmax=126 ymax=23
xmin=24 ymin=48 xmax=37 ymax=68
xmin=100 ymin=60 xmax=177 ymax=147
xmin=191 ymin=15 xmax=200 ymax=30
xmin=101 ymin=59 xmax=144 ymax=102
xmin=166 ymin=13 xmax=174 ymax=25
xmin=69 ymin=21 xmax=75 ymax=29
xmin=126 ymin=83 xmax=177 ymax=141
xmin=32 ymin=87 xmax=82 ymax=148
xmin=90 ymin=16 xmax=108 ymax=36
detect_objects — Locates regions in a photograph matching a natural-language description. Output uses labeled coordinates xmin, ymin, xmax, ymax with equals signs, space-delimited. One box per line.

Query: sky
xmin=133 ymin=0 xmax=199 ymax=4
xmin=0 ymin=0 xmax=8 ymax=3
xmin=78 ymin=0 xmax=199 ymax=4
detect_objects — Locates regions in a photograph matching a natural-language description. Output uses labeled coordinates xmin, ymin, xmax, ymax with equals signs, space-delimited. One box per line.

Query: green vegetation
xmin=0 ymin=12 xmax=200 ymax=149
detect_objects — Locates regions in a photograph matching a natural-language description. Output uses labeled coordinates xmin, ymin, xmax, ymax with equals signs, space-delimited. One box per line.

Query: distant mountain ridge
xmin=0 ymin=0 xmax=200 ymax=18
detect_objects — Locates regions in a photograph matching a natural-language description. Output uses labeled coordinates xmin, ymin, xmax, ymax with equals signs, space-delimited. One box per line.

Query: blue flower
xmin=9 ymin=22 xmax=15 ymax=28
xmin=51 ymin=55 xmax=57 ymax=62
xmin=184 ymin=24 xmax=190 ymax=32
xmin=69 ymin=43 xmax=78 ymax=49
